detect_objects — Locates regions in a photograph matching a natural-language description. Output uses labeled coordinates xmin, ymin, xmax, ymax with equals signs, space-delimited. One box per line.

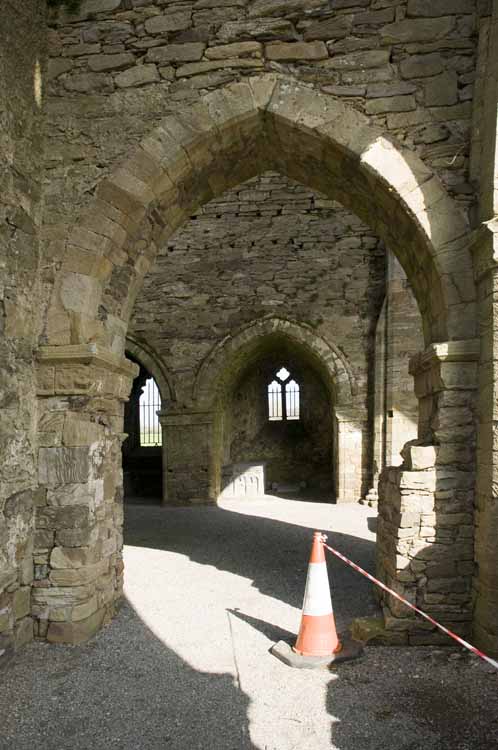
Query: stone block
xmin=366 ymin=81 xmax=416 ymax=98
xmin=14 ymin=617 xmax=33 ymax=649
xmin=39 ymin=447 xmax=90 ymax=487
xmin=399 ymin=470 xmax=436 ymax=491
xmin=57 ymin=525 xmax=99 ymax=548
xmin=144 ymin=12 xmax=191 ymax=34
xmin=399 ymin=52 xmax=443 ymax=78
xmin=176 ymin=58 xmax=263 ymax=77
xmin=303 ymin=16 xmax=352 ymax=41
xmin=71 ymin=595 xmax=99 ymax=622
xmin=88 ymin=53 xmax=135 ymax=73
xmin=205 ymin=42 xmax=263 ymax=59
xmin=50 ymin=546 xmax=100 ymax=569
xmin=407 ymin=0 xmax=474 ymax=15
xmin=265 ymin=41 xmax=328 ymax=61
xmin=380 ymin=17 xmax=456 ymax=44
xmin=424 ymin=71 xmax=458 ymax=106
xmin=218 ymin=19 xmax=297 ymax=43
xmin=13 ymin=588 xmax=30 ymax=620
xmin=0 ymin=609 xmax=12 ymax=633
xmin=63 ymin=414 xmax=101 ymax=447
xmin=115 ymin=64 xmax=159 ymax=88
xmin=350 ymin=616 xmax=408 ymax=644
xmin=49 ymin=560 xmax=109 ymax=587
xmin=321 ymin=49 xmax=390 ymax=70
xmin=365 ymin=94 xmax=416 ymax=114
xmin=47 ymin=58 xmax=74 ymax=81
xmin=47 ymin=607 xmax=106 ymax=645
xmin=401 ymin=444 xmax=437 ymax=470
xmin=146 ymin=43 xmax=205 ymax=64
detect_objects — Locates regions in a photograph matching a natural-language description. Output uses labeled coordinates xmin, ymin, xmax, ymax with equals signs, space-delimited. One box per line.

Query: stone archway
xmin=125 ymin=334 xmax=176 ymax=407
xmin=122 ymin=335 xmax=176 ymax=505
xmin=36 ymin=75 xmax=479 ymax=646
xmin=162 ymin=315 xmax=363 ymax=504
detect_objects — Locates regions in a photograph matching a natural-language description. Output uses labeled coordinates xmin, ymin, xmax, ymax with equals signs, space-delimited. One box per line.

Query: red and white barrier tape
xmin=321 ymin=538 xmax=498 ymax=672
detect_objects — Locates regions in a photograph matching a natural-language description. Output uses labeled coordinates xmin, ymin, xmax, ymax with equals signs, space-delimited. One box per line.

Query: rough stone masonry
xmin=1 ymin=0 xmax=498 ymax=660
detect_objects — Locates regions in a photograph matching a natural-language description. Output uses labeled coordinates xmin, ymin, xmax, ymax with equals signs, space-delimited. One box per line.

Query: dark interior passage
xmin=123 ymin=354 xmax=163 ymax=502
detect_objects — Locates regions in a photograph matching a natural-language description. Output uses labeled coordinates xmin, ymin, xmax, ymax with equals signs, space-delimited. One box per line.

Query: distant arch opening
xmin=220 ymin=338 xmax=334 ymax=499
xmin=123 ymin=353 xmax=163 ymax=502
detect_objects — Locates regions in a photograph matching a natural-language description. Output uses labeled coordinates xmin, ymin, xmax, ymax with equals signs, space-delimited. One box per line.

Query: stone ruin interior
xmin=2 ymin=0 xmax=498 ymax=673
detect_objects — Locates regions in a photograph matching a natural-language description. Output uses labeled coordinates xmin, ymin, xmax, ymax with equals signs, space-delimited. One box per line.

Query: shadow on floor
xmin=124 ymin=500 xmax=377 ymax=619
xmin=0 ymin=599 xmax=258 ymax=750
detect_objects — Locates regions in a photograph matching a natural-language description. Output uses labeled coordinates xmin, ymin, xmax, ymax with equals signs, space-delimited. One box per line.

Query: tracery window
xmin=139 ymin=377 xmax=162 ymax=446
xmin=268 ymin=367 xmax=300 ymax=421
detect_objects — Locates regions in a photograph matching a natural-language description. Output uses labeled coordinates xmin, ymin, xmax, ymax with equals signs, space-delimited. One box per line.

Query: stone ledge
xmin=409 ymin=339 xmax=480 ymax=374
xmin=37 ymin=344 xmax=139 ymax=378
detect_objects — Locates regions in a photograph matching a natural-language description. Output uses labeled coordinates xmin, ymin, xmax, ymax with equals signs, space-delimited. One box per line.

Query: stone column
xmin=376 ymin=341 xmax=478 ymax=644
xmin=158 ymin=411 xmax=218 ymax=505
xmin=472 ymin=222 xmax=498 ymax=653
xmin=34 ymin=345 xmax=138 ymax=644
xmin=335 ymin=409 xmax=367 ymax=503
xmin=365 ymin=252 xmax=423 ymax=506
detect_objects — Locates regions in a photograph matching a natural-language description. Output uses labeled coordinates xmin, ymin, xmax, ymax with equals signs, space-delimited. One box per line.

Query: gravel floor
xmin=1 ymin=496 xmax=497 ymax=750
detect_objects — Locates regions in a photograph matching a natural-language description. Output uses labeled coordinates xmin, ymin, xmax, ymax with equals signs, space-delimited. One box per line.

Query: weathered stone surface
xmin=50 ymin=546 xmax=100 ymax=569
xmin=366 ymin=81 xmax=417 ymax=98
xmin=248 ymin=0 xmax=324 ymax=16
xmin=399 ymin=53 xmax=444 ymax=79
xmin=266 ymin=41 xmax=328 ymax=61
xmin=47 ymin=58 xmax=74 ymax=80
xmin=380 ymin=17 xmax=456 ymax=44
xmin=47 ymin=607 xmax=106 ymax=645
xmin=115 ymin=65 xmax=159 ymax=88
xmin=146 ymin=43 xmax=205 ymax=64
xmin=88 ymin=53 xmax=135 ymax=72
xmin=321 ymin=49 xmax=391 ymax=70
xmin=401 ymin=444 xmax=437 ymax=470
xmin=13 ymin=588 xmax=30 ymax=620
xmin=144 ymin=12 xmax=192 ymax=35
xmin=303 ymin=16 xmax=352 ymax=41
xmin=218 ymin=19 xmax=297 ymax=42
xmin=38 ymin=447 xmax=90 ymax=487
xmin=365 ymin=94 xmax=416 ymax=114
xmin=205 ymin=42 xmax=263 ymax=59
xmin=14 ymin=617 xmax=33 ymax=649
xmin=176 ymin=58 xmax=263 ymax=77
xmin=424 ymin=71 xmax=458 ymax=106
xmin=407 ymin=0 xmax=475 ymax=15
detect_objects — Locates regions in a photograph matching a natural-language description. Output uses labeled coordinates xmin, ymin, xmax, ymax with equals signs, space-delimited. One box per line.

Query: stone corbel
xmin=36 ymin=344 xmax=139 ymax=399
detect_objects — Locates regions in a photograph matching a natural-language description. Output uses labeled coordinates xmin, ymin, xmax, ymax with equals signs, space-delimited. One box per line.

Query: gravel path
xmin=1 ymin=497 xmax=497 ymax=750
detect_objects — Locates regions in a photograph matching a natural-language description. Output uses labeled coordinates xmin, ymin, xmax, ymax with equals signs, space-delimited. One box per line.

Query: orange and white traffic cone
xmin=270 ymin=530 xmax=363 ymax=668
xmin=293 ymin=531 xmax=341 ymax=657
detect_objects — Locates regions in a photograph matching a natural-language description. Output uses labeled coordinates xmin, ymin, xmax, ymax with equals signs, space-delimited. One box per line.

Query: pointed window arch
xmin=267 ymin=368 xmax=300 ymax=422
xmin=139 ymin=377 xmax=162 ymax=446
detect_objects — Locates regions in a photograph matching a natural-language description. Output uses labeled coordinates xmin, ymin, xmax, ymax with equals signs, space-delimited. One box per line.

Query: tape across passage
xmin=321 ymin=539 xmax=498 ymax=673
xmin=302 ymin=562 xmax=333 ymax=617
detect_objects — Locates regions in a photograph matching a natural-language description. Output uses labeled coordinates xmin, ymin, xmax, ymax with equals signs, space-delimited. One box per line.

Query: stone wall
xmin=0 ymin=1 xmax=46 ymax=665
xmin=225 ymin=349 xmax=334 ymax=491
xmin=128 ymin=172 xmax=383 ymax=502
xmin=370 ymin=252 xmax=423 ymax=503
xmin=129 ymin=171 xmax=385 ymax=406
xmin=469 ymin=0 xmax=498 ymax=653
xmin=0 ymin=0 xmax=489 ymax=650
xmin=45 ymin=0 xmax=478 ymax=227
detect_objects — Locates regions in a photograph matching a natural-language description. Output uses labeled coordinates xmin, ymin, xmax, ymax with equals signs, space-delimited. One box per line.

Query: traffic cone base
xmin=270 ymin=530 xmax=364 ymax=669
xmin=271 ymin=633 xmax=362 ymax=670
xmin=293 ymin=613 xmax=341 ymax=656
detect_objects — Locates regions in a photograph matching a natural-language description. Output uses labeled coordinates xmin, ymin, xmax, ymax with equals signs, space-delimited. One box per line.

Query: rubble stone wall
xmin=0 ymin=0 xmax=46 ymax=666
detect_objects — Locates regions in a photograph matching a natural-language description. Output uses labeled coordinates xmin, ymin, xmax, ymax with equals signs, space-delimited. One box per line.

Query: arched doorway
xmin=36 ymin=76 xmax=479 ymax=647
